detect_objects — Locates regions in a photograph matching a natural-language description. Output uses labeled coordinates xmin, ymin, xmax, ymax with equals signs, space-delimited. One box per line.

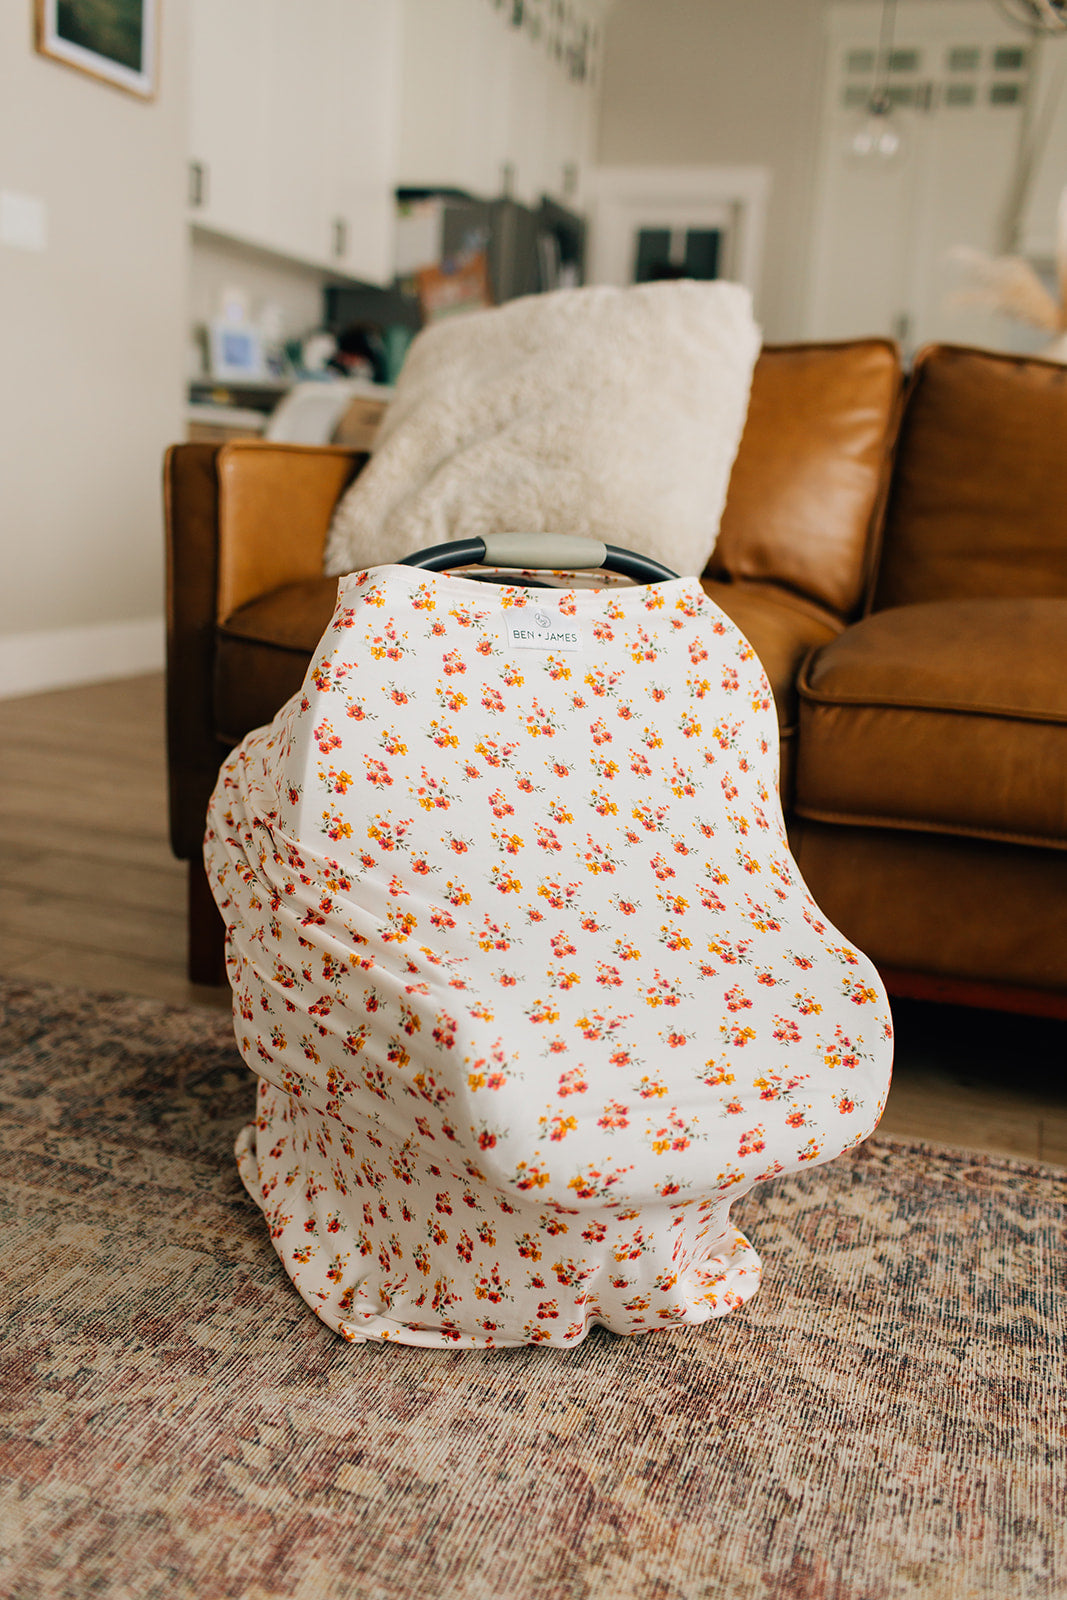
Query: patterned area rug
xmin=1 ymin=979 xmax=1063 ymax=1600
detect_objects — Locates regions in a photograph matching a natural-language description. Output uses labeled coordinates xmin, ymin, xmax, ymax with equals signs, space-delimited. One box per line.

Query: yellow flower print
xmin=635 ymin=1076 xmax=668 ymax=1099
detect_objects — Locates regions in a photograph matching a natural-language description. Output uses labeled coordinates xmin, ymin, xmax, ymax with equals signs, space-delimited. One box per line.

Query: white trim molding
xmin=586 ymin=165 xmax=771 ymax=306
xmin=0 ymin=615 xmax=164 ymax=700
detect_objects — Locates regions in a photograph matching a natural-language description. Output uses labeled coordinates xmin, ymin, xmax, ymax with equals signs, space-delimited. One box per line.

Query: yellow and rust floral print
xmin=204 ymin=568 xmax=892 ymax=1348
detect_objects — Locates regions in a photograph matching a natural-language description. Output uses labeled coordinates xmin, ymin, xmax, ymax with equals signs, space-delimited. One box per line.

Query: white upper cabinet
xmin=258 ymin=1 xmax=335 ymax=268
xmin=330 ymin=0 xmax=402 ymax=283
xmin=396 ymin=0 xmax=605 ymax=207
xmin=394 ymin=0 xmax=496 ymax=195
xmin=189 ymin=0 xmax=400 ymax=283
xmin=188 ymin=0 xmax=272 ymax=241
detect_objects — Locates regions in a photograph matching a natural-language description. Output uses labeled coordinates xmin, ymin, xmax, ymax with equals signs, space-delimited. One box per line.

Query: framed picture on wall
xmin=35 ymin=0 xmax=158 ymax=99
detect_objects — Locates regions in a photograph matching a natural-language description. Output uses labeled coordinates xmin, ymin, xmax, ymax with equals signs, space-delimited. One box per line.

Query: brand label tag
xmin=505 ymin=611 xmax=584 ymax=651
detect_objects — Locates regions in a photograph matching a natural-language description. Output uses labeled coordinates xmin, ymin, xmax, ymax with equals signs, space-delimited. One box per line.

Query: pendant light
xmin=849 ymin=0 xmax=905 ymax=162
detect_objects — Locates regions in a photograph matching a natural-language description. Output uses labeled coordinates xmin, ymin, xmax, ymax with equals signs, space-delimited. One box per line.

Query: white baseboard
xmin=0 ymin=615 xmax=165 ymax=700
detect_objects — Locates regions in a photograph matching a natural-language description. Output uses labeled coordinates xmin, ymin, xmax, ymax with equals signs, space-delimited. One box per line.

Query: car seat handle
xmin=399 ymin=532 xmax=679 ymax=584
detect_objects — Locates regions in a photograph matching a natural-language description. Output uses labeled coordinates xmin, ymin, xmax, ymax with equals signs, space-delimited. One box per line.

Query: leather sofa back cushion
xmin=876 ymin=344 xmax=1067 ymax=608
xmin=707 ymin=339 xmax=901 ymax=623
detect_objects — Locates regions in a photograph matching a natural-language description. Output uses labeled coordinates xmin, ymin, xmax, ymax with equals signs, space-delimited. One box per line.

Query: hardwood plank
xmin=0 ymin=814 xmax=181 ymax=872
xmin=4 ymin=937 xmax=234 ymax=1010
xmin=0 ymin=724 xmax=167 ymax=767
xmin=0 ymin=929 xmax=57 ymax=975
xmin=0 ymin=673 xmax=164 ymax=720
xmin=1 ymin=777 xmax=172 ymax=841
xmin=0 ymin=842 xmax=184 ymax=916
xmin=3 ymin=751 xmax=168 ymax=804
xmin=0 ymin=884 xmax=185 ymax=968
xmin=1038 ymin=1110 xmax=1067 ymax=1168
xmin=0 ymin=676 xmax=167 ymax=753
xmin=878 ymin=1081 xmax=1042 ymax=1161
xmin=3 ymin=743 xmax=172 ymax=792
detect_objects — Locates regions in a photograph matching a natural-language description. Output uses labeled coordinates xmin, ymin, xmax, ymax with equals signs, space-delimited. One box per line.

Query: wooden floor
xmin=3 ymin=674 xmax=1065 ymax=1164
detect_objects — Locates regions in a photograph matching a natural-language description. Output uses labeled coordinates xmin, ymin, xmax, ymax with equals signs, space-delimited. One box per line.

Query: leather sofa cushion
xmin=875 ymin=344 xmax=1067 ymax=608
xmin=708 ymin=339 xmax=901 ymax=623
xmin=795 ymin=598 xmax=1067 ymax=848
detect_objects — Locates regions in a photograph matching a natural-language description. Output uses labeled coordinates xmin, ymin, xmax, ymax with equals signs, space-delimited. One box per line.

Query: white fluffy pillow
xmin=323 ymin=280 xmax=760 ymax=580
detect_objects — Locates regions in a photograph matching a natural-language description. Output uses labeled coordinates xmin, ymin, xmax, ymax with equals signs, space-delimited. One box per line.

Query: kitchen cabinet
xmin=188 ymin=0 xmax=271 ymax=242
xmin=393 ymin=0 xmax=503 ymax=199
xmin=189 ymin=0 xmax=399 ymax=284
xmin=396 ymin=0 xmax=606 ymax=208
xmin=329 ymin=3 xmax=402 ymax=283
xmin=259 ymin=0 xmax=335 ymax=268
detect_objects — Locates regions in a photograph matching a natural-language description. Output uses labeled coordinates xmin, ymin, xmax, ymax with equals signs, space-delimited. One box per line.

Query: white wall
xmin=596 ymin=0 xmax=828 ymax=341
xmin=0 ymin=2 xmax=189 ymax=694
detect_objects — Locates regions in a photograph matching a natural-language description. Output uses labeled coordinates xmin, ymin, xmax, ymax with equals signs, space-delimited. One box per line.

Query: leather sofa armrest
xmin=216 ymin=440 xmax=364 ymax=618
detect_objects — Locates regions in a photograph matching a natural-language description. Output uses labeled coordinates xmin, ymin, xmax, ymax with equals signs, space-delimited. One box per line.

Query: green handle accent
xmin=481 ymin=532 xmax=608 ymax=569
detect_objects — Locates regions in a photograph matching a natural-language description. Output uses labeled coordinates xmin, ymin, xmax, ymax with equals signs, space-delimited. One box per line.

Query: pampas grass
xmin=949 ymin=185 xmax=1067 ymax=359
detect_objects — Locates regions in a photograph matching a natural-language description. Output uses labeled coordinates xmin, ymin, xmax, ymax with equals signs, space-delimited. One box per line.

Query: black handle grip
xmin=398 ymin=537 xmax=678 ymax=584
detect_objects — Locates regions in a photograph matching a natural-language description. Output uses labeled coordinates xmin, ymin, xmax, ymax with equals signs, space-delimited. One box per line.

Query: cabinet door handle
xmin=333 ymin=217 xmax=348 ymax=259
xmin=189 ymin=161 xmax=208 ymax=209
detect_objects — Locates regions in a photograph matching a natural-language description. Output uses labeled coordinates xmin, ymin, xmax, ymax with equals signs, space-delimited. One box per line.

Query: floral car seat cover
xmin=205 ymin=568 xmax=893 ymax=1348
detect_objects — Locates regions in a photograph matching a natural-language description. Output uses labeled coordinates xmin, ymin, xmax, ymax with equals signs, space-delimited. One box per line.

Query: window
xmin=634 ymin=228 xmax=721 ymax=283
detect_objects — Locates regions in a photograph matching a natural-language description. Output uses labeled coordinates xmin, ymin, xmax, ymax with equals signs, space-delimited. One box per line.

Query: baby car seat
xmin=205 ymin=533 xmax=893 ymax=1348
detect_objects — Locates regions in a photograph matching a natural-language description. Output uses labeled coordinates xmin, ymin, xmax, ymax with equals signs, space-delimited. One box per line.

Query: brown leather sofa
xmin=164 ymin=338 xmax=1067 ymax=1016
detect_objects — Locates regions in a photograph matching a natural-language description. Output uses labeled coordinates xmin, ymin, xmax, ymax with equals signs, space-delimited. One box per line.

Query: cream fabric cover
xmin=205 ymin=568 xmax=892 ymax=1348
xmin=323 ymin=281 xmax=760 ymax=580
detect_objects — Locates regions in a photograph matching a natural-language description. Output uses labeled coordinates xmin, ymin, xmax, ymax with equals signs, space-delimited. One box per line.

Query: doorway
xmin=587 ymin=166 xmax=769 ymax=298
